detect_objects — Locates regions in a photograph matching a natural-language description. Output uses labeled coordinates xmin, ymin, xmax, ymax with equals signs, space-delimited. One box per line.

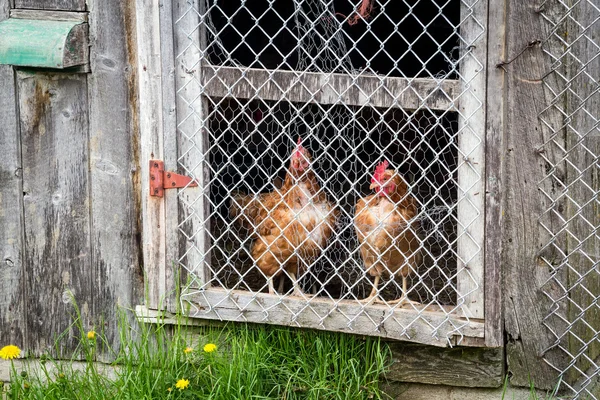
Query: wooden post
xmin=0 ymin=0 xmax=26 ymax=350
xmin=136 ymin=0 xmax=167 ymax=310
xmin=170 ymin=0 xmax=211 ymax=311
xmin=503 ymin=1 xmax=568 ymax=389
xmin=86 ymin=0 xmax=142 ymax=361
xmin=484 ymin=0 xmax=506 ymax=349
xmin=456 ymin=0 xmax=487 ymax=320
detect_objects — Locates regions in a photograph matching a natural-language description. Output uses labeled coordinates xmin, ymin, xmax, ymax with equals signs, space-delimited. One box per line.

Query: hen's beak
xmin=369 ymin=182 xmax=379 ymax=190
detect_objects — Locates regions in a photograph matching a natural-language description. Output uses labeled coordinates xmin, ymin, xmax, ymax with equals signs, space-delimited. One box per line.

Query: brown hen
xmin=230 ymin=138 xmax=337 ymax=296
xmin=354 ymin=161 xmax=421 ymax=304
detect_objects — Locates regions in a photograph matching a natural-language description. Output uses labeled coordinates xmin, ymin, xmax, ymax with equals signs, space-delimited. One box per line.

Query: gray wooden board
xmin=503 ymin=0 xmax=569 ymax=389
xmin=86 ymin=0 xmax=142 ymax=361
xmin=202 ymin=66 xmax=459 ymax=111
xmin=18 ymin=71 xmax=91 ymax=357
xmin=184 ymin=289 xmax=484 ymax=348
xmin=10 ymin=9 xmax=88 ymax=21
xmin=14 ymin=0 xmax=85 ymax=11
xmin=483 ymin=0 xmax=506 ymax=348
xmin=0 ymin=1 xmax=26 ymax=349
xmin=386 ymin=342 xmax=503 ymax=388
xmin=136 ymin=0 xmax=167 ymax=311
xmin=160 ymin=0 xmax=181 ymax=314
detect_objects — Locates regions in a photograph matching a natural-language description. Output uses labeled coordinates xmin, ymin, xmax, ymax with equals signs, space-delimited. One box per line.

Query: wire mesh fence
xmin=539 ymin=0 xmax=600 ymax=397
xmin=172 ymin=0 xmax=486 ymax=345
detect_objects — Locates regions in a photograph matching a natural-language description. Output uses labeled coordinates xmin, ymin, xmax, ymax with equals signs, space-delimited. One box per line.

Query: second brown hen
xmin=354 ymin=161 xmax=421 ymax=304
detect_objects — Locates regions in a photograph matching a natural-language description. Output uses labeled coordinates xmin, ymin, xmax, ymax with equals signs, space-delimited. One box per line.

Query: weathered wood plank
xmin=18 ymin=71 xmax=91 ymax=357
xmin=565 ymin=1 xmax=600 ymax=387
xmin=455 ymin=0 xmax=487 ymax=320
xmin=136 ymin=0 xmax=166 ymax=310
xmin=202 ymin=66 xmax=460 ymax=111
xmin=386 ymin=342 xmax=503 ymax=387
xmin=184 ymin=289 xmax=484 ymax=347
xmin=503 ymin=1 xmax=569 ymax=389
xmin=168 ymin=0 xmax=211 ymax=313
xmin=86 ymin=0 xmax=142 ymax=361
xmin=14 ymin=0 xmax=85 ymax=11
xmin=484 ymin=0 xmax=506 ymax=348
xmin=161 ymin=0 xmax=182 ymax=314
xmin=10 ymin=9 xmax=87 ymax=21
xmin=0 ymin=1 xmax=26 ymax=351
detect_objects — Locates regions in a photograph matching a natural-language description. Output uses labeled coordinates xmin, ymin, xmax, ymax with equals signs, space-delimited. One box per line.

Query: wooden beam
xmin=201 ymin=66 xmax=459 ymax=111
xmin=182 ymin=289 xmax=484 ymax=347
xmin=86 ymin=0 xmax=142 ymax=361
xmin=14 ymin=0 xmax=86 ymax=11
xmin=386 ymin=342 xmax=503 ymax=387
xmin=10 ymin=9 xmax=87 ymax=21
xmin=455 ymin=0 xmax=487 ymax=320
xmin=503 ymin=0 xmax=569 ymax=390
xmin=484 ymin=0 xmax=506 ymax=348
xmin=136 ymin=0 xmax=166 ymax=310
xmin=0 ymin=2 xmax=26 ymax=351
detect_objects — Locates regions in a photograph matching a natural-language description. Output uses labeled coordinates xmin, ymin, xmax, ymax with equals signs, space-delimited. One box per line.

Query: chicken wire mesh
xmin=539 ymin=0 xmax=600 ymax=397
xmin=172 ymin=0 xmax=486 ymax=344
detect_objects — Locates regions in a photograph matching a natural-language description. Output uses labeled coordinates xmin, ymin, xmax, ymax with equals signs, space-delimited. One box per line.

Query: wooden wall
xmin=0 ymin=0 xmax=142 ymax=360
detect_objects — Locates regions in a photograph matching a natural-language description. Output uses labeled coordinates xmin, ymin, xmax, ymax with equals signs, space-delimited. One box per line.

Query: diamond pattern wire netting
xmin=173 ymin=0 xmax=485 ymax=344
xmin=539 ymin=0 xmax=600 ymax=397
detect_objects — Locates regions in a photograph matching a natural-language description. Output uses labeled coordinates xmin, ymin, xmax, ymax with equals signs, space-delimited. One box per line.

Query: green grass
xmin=1 ymin=310 xmax=389 ymax=399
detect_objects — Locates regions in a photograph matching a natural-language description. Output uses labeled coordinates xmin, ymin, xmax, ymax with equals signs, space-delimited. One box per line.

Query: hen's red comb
xmin=373 ymin=160 xmax=389 ymax=180
xmin=294 ymin=137 xmax=304 ymax=157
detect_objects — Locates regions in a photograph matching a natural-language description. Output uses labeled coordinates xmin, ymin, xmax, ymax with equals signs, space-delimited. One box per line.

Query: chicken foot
xmin=387 ymin=276 xmax=420 ymax=306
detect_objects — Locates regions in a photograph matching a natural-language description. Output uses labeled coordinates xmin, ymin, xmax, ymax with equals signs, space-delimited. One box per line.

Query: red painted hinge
xmin=149 ymin=160 xmax=198 ymax=197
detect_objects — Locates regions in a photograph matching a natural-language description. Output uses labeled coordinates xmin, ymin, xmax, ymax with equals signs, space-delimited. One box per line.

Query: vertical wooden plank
xmin=0 ymin=0 xmax=26 ymax=350
xmin=18 ymin=71 xmax=91 ymax=357
xmin=169 ymin=0 xmax=211 ymax=314
xmin=14 ymin=0 xmax=85 ymax=11
xmin=484 ymin=0 xmax=506 ymax=348
xmin=503 ymin=1 xmax=568 ymax=389
xmin=136 ymin=0 xmax=166 ymax=310
xmin=86 ymin=0 xmax=143 ymax=360
xmin=456 ymin=0 xmax=487 ymax=319
xmin=158 ymin=0 xmax=180 ymax=313
xmin=565 ymin=1 xmax=600 ymax=386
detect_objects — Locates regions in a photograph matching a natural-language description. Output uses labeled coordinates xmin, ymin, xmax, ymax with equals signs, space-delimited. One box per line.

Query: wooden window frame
xmin=135 ymin=0 xmax=504 ymax=348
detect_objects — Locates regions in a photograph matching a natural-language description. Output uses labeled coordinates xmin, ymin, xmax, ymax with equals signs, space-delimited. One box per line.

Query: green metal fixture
xmin=0 ymin=18 xmax=88 ymax=69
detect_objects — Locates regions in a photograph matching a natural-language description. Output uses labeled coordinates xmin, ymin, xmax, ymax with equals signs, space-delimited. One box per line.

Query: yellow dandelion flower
xmin=87 ymin=331 xmax=96 ymax=340
xmin=203 ymin=343 xmax=217 ymax=353
xmin=184 ymin=347 xmax=193 ymax=354
xmin=175 ymin=378 xmax=190 ymax=390
xmin=167 ymin=387 xmax=172 ymax=392
xmin=0 ymin=345 xmax=21 ymax=360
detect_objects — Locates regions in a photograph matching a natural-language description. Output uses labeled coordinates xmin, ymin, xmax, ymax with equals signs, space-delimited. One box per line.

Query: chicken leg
xmin=387 ymin=275 xmax=419 ymax=306
xmin=267 ymin=275 xmax=287 ymax=295
xmin=360 ymin=275 xmax=383 ymax=303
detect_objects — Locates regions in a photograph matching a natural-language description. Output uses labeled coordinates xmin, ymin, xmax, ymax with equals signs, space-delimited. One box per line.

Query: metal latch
xmin=149 ymin=160 xmax=197 ymax=197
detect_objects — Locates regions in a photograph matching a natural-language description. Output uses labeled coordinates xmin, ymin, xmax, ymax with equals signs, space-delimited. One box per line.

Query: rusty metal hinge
xmin=149 ymin=160 xmax=197 ymax=197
